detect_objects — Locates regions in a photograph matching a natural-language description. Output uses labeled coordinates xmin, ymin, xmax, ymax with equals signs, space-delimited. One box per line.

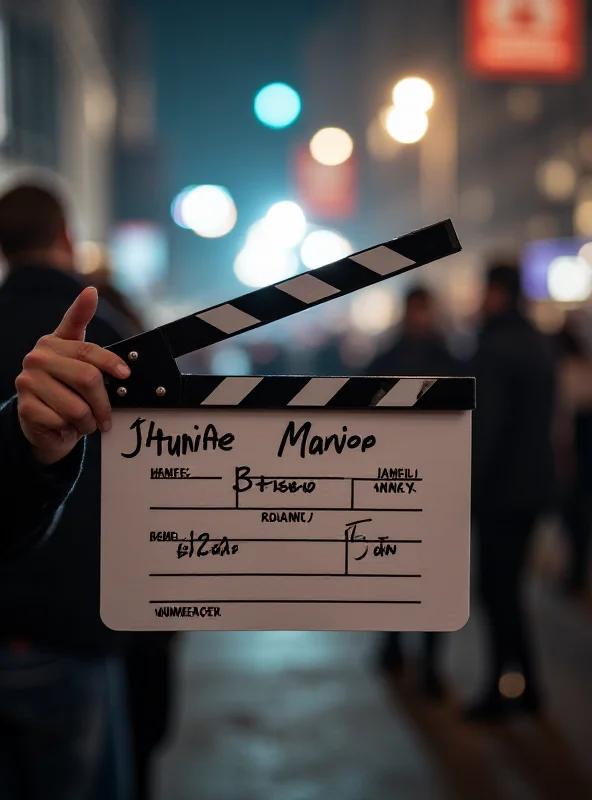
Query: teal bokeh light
xmin=254 ymin=83 xmax=301 ymax=129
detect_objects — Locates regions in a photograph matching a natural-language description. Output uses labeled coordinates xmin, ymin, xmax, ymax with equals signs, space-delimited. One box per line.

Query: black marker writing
xmin=176 ymin=531 xmax=239 ymax=558
xmin=121 ymin=418 xmax=234 ymax=458
xmin=233 ymin=466 xmax=316 ymax=494
xmin=277 ymin=422 xmax=376 ymax=458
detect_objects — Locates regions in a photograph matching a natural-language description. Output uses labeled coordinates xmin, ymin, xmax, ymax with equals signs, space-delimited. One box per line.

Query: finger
xmin=33 ymin=353 xmax=113 ymax=432
xmin=54 ymin=287 xmax=99 ymax=342
xmin=38 ymin=337 xmax=130 ymax=380
xmin=19 ymin=370 xmax=98 ymax=436
xmin=18 ymin=395 xmax=72 ymax=434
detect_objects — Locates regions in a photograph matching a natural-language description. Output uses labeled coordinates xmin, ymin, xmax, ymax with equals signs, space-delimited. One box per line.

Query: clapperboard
xmin=101 ymin=219 xmax=475 ymax=632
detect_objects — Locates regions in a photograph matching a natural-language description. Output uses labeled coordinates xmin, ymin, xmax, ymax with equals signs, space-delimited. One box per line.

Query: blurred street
xmin=155 ymin=537 xmax=592 ymax=800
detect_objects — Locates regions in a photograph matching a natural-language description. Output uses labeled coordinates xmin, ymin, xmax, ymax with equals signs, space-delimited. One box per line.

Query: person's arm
xmin=0 ymin=287 xmax=131 ymax=558
xmin=0 ymin=395 xmax=84 ymax=558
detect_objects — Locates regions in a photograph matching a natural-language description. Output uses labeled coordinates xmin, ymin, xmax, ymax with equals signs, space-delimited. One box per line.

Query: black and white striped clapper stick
xmin=106 ymin=219 xmax=462 ymax=406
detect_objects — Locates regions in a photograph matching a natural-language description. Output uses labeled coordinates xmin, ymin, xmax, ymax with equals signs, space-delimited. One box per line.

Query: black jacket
xmin=472 ymin=309 xmax=556 ymax=515
xmin=366 ymin=332 xmax=460 ymax=377
xmin=0 ymin=265 xmax=134 ymax=654
xmin=0 ymin=397 xmax=83 ymax=559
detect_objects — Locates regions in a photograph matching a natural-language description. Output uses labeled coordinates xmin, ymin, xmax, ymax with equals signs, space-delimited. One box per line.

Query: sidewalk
xmin=155 ymin=580 xmax=592 ymax=800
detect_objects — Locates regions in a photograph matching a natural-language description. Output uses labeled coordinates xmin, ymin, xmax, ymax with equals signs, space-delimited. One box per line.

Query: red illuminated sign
xmin=466 ymin=0 xmax=584 ymax=81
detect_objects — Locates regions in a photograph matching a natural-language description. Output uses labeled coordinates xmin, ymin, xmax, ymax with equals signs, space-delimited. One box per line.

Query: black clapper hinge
xmin=105 ymin=328 xmax=183 ymax=408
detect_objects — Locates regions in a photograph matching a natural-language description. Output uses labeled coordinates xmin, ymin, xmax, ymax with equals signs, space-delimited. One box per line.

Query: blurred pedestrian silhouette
xmin=0 ymin=183 xmax=133 ymax=798
xmin=366 ymin=286 xmax=461 ymax=698
xmin=466 ymin=263 xmax=556 ymax=723
xmin=554 ymin=313 xmax=592 ymax=597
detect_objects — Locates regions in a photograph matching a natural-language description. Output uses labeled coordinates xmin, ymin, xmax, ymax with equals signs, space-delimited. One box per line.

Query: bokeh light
xmin=498 ymin=671 xmax=526 ymax=700
xmin=170 ymin=185 xmax=196 ymax=229
xmin=392 ymin=77 xmax=434 ymax=112
xmin=263 ymin=201 xmax=306 ymax=247
xmin=300 ymin=230 xmax=352 ymax=269
xmin=547 ymin=256 xmax=592 ymax=302
xmin=349 ymin=287 xmax=399 ymax=334
xmin=309 ymin=127 xmax=354 ymax=166
xmin=76 ymin=241 xmax=104 ymax=275
xmin=385 ymin=106 xmax=428 ymax=144
xmin=254 ymin=83 xmax=301 ymax=129
xmin=578 ymin=241 xmax=592 ymax=267
xmin=574 ymin=199 xmax=592 ymax=236
xmin=176 ymin=185 xmax=237 ymax=238
xmin=234 ymin=240 xmax=298 ymax=288
xmin=536 ymin=159 xmax=576 ymax=202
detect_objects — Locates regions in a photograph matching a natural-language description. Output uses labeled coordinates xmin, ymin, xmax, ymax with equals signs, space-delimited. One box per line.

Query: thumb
xmin=54 ymin=286 xmax=99 ymax=341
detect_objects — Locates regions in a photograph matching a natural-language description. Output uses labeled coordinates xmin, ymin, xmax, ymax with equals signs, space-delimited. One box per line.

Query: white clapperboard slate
xmin=101 ymin=219 xmax=475 ymax=632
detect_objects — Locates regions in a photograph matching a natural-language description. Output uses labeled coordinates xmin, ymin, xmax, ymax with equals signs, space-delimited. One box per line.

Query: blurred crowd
xmin=0 ymin=178 xmax=591 ymax=799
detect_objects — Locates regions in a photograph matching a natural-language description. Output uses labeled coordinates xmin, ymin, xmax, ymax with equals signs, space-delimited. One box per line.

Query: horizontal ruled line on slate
xmin=150 ymin=476 xmax=223 ymax=480
xmin=149 ymin=506 xmax=424 ymax=512
xmin=161 ymin=538 xmax=423 ymax=544
xmin=356 ymin=477 xmax=423 ymax=482
xmin=149 ymin=573 xmax=423 ymax=578
xmin=149 ymin=599 xmax=422 ymax=604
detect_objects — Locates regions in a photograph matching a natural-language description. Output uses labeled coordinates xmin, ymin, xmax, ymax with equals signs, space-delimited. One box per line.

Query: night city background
xmin=1 ymin=1 xmax=592 ymax=798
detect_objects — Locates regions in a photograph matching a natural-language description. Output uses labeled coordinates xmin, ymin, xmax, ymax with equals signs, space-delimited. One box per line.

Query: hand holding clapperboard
xmin=100 ymin=220 xmax=475 ymax=632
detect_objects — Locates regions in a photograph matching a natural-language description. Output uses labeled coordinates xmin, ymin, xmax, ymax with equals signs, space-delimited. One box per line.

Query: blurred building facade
xmin=0 ymin=0 xmax=117 ymax=242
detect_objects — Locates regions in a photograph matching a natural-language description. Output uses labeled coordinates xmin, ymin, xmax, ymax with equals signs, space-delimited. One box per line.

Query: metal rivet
xmin=128 ymin=351 xmax=139 ymax=361
xmin=156 ymin=386 xmax=166 ymax=397
xmin=117 ymin=386 xmax=128 ymax=397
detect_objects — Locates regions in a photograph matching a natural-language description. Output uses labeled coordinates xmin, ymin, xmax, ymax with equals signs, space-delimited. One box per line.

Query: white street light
xmin=175 ymin=185 xmax=237 ymax=238
xmin=310 ymin=127 xmax=354 ymax=166
xmin=263 ymin=201 xmax=306 ymax=247
xmin=300 ymin=230 xmax=352 ymax=269
xmin=234 ymin=240 xmax=298 ymax=288
xmin=385 ymin=106 xmax=428 ymax=144
xmin=392 ymin=77 xmax=434 ymax=112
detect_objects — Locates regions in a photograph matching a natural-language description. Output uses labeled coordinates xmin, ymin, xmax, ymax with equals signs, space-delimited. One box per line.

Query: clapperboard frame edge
xmin=104 ymin=219 xmax=475 ymax=412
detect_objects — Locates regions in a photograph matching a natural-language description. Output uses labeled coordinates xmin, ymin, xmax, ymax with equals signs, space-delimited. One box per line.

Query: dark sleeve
xmin=0 ymin=396 xmax=85 ymax=559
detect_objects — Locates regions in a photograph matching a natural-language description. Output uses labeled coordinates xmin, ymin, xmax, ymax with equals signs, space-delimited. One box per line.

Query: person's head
xmin=0 ymin=183 xmax=74 ymax=271
xmin=482 ymin=262 xmax=522 ymax=319
xmin=402 ymin=286 xmax=436 ymax=338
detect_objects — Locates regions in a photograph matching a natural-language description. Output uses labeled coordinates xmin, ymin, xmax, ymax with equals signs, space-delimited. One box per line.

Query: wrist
xmin=29 ymin=443 xmax=62 ymax=466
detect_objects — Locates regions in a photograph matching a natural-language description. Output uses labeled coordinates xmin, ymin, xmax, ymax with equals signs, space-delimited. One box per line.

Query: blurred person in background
xmin=554 ymin=313 xmax=592 ymax=598
xmin=367 ymin=286 xmax=459 ymax=377
xmin=0 ymin=183 xmax=135 ymax=799
xmin=76 ymin=242 xmax=177 ymax=800
xmin=312 ymin=333 xmax=350 ymax=376
xmin=366 ymin=286 xmax=461 ymax=698
xmin=77 ymin=243 xmax=144 ymax=337
xmin=465 ymin=262 xmax=556 ymax=723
